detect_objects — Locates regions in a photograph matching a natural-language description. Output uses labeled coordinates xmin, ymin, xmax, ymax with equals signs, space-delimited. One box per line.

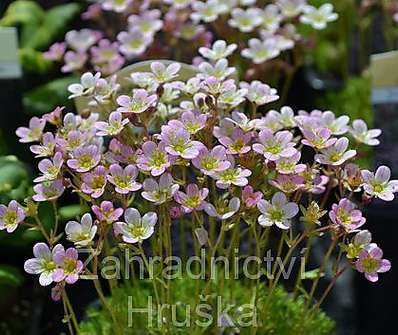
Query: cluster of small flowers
xmin=44 ymin=0 xmax=338 ymax=74
xmin=1 ymin=54 xmax=393 ymax=300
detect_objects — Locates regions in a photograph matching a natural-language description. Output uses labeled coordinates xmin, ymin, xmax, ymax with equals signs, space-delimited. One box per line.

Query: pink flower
xmin=192 ymin=145 xmax=231 ymax=175
xmin=92 ymin=201 xmax=124 ymax=224
xmin=91 ymin=39 xmax=124 ymax=75
xmin=179 ymin=111 xmax=208 ymax=135
xmin=117 ymin=28 xmax=153 ymax=57
xmin=240 ymin=80 xmax=279 ymax=106
xmin=95 ymin=111 xmax=129 ymax=136
xmin=16 ymin=117 xmax=46 ymax=143
xmin=107 ymin=164 xmax=142 ymax=194
xmin=219 ymin=128 xmax=252 ymax=155
xmin=160 ymin=126 xmax=203 ymax=159
xmin=0 ymin=200 xmax=25 ymax=233
xmin=141 ymin=173 xmax=179 ymax=205
xmin=301 ymin=127 xmax=336 ymax=150
xmin=355 ymin=244 xmax=391 ymax=282
xmin=269 ymin=174 xmax=304 ymax=193
xmin=30 ymin=132 xmax=57 ymax=158
xmin=257 ymin=192 xmax=299 ymax=229
xmin=137 ymin=141 xmax=173 ymax=176
xmin=362 ymin=166 xmax=398 ymax=201
xmin=174 ymin=184 xmax=209 ymax=213
xmin=242 ymin=186 xmax=263 ymax=208
xmin=329 ymin=198 xmax=366 ymax=232
xmin=116 ymin=89 xmax=157 ymax=114
xmin=33 ymin=180 xmax=65 ymax=202
xmin=314 ymin=137 xmax=356 ymax=166
xmin=53 ymin=247 xmax=83 ymax=284
xmin=169 ymin=206 xmax=183 ymax=219
xmin=61 ymin=51 xmax=87 ymax=73
xmin=34 ymin=152 xmax=64 ymax=183
xmin=275 ymin=151 xmax=306 ymax=174
xmin=43 ymin=42 xmax=66 ymax=61
xmin=212 ymin=157 xmax=251 ymax=189
xmin=67 ymin=145 xmax=101 ymax=173
xmin=81 ymin=166 xmax=108 ymax=198
xmin=253 ymin=129 xmax=297 ymax=161
xmin=24 ymin=243 xmax=63 ymax=286
xmin=65 ymin=29 xmax=101 ymax=53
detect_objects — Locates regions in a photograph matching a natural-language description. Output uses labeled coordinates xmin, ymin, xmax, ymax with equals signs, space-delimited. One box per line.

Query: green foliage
xmin=23 ymin=75 xmax=78 ymax=115
xmin=0 ymin=1 xmax=81 ymax=73
xmin=80 ymin=277 xmax=334 ymax=335
xmin=0 ymin=155 xmax=30 ymax=204
xmin=19 ymin=48 xmax=52 ymax=73
xmin=0 ymin=0 xmax=44 ymax=27
xmin=316 ymin=75 xmax=373 ymax=168
xmin=0 ymin=265 xmax=24 ymax=287
xmin=21 ymin=3 xmax=81 ymax=50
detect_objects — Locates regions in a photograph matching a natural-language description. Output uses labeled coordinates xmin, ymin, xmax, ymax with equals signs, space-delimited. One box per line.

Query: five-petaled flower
xmin=257 ymin=192 xmax=299 ymax=229
xmin=65 ymin=213 xmax=97 ymax=247
xmin=0 ymin=200 xmax=25 ymax=233
xmin=114 ymin=208 xmax=158 ymax=244
xmin=355 ymin=243 xmax=391 ymax=282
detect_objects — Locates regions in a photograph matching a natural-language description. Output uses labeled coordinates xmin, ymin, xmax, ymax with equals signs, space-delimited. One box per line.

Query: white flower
xmin=228 ymin=8 xmax=263 ymax=33
xmin=300 ymin=4 xmax=338 ymax=30
xmin=65 ymin=29 xmax=99 ymax=52
xmin=102 ymin=0 xmax=133 ymax=12
xmin=24 ymin=243 xmax=63 ymax=286
xmin=164 ymin=0 xmax=193 ymax=9
xmin=128 ymin=10 xmax=163 ymax=37
xmin=205 ymin=197 xmax=241 ymax=220
xmin=198 ymin=40 xmax=237 ymax=61
xmin=350 ymin=119 xmax=381 ymax=146
xmin=362 ymin=166 xmax=398 ymax=201
xmin=191 ymin=0 xmax=228 ymax=23
xmin=213 ymin=165 xmax=252 ymax=189
xmin=320 ymin=111 xmax=349 ymax=135
xmin=277 ymin=0 xmax=306 ymax=18
xmin=141 ymin=173 xmax=180 ymax=205
xmin=225 ymin=111 xmax=256 ymax=132
xmin=117 ymin=28 xmax=152 ymax=57
xmin=198 ymin=58 xmax=236 ymax=80
xmin=114 ymin=208 xmax=158 ymax=244
xmin=240 ymin=80 xmax=279 ymax=105
xmin=65 ymin=214 xmax=97 ymax=247
xmin=242 ymin=38 xmax=280 ymax=64
xmin=257 ymin=192 xmax=299 ymax=229
xmin=218 ymin=87 xmax=247 ymax=108
xmin=150 ymin=62 xmax=181 ymax=83
xmin=68 ymin=72 xmax=101 ymax=99
xmin=314 ymin=137 xmax=356 ymax=166
xmin=260 ymin=4 xmax=282 ymax=32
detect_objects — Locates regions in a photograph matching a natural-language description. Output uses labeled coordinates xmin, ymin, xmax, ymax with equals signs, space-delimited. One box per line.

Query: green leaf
xmin=22 ymin=3 xmax=81 ymax=50
xmin=0 ymin=156 xmax=30 ymax=202
xmin=23 ymin=75 xmax=78 ymax=115
xmin=0 ymin=265 xmax=24 ymax=287
xmin=19 ymin=48 xmax=52 ymax=73
xmin=59 ymin=204 xmax=87 ymax=221
xmin=0 ymin=0 xmax=44 ymax=27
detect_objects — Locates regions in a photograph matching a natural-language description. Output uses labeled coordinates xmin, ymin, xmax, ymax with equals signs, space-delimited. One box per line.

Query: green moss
xmin=80 ymin=277 xmax=334 ymax=335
